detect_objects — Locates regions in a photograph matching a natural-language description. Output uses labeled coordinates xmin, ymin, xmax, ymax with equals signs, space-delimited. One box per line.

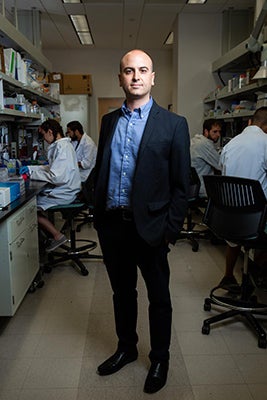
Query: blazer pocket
xmin=148 ymin=200 xmax=169 ymax=213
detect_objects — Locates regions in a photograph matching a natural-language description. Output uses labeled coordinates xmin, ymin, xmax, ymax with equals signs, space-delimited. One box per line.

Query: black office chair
xmin=178 ymin=167 xmax=210 ymax=251
xmin=75 ymin=168 xmax=95 ymax=232
xmin=201 ymin=175 xmax=267 ymax=348
xmin=44 ymin=169 xmax=102 ymax=276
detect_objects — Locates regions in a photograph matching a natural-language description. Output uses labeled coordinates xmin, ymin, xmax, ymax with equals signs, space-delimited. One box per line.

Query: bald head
xmin=120 ymin=49 xmax=154 ymax=73
xmin=118 ymin=49 xmax=155 ymax=108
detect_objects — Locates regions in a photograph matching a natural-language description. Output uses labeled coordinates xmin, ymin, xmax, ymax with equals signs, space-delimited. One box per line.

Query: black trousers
xmin=97 ymin=211 xmax=172 ymax=362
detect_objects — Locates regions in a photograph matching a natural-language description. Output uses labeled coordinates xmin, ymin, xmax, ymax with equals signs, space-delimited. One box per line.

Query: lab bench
xmin=0 ymin=180 xmax=46 ymax=316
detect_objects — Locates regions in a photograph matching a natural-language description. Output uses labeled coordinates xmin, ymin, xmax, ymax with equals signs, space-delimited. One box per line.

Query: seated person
xmin=20 ymin=119 xmax=81 ymax=252
xmin=66 ymin=120 xmax=97 ymax=182
xmin=218 ymin=107 xmax=267 ymax=292
xmin=190 ymin=119 xmax=222 ymax=196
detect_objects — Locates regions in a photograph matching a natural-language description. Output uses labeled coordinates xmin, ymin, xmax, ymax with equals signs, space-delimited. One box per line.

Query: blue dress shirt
xmin=106 ymin=97 xmax=153 ymax=210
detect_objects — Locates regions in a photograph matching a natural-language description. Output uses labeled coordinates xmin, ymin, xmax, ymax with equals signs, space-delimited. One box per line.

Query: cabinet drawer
xmin=25 ymin=198 xmax=37 ymax=222
xmin=8 ymin=207 xmax=26 ymax=242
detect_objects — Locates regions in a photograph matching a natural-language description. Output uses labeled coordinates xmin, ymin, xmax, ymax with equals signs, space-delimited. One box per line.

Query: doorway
xmin=98 ymin=97 xmax=124 ymax=131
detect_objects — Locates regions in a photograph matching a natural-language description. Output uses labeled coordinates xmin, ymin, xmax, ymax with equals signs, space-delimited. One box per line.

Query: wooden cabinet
xmin=0 ymin=197 xmax=39 ymax=316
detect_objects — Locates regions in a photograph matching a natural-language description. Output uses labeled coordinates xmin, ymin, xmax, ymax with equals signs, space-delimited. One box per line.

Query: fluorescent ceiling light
xmin=77 ymin=32 xmax=93 ymax=45
xmin=70 ymin=14 xmax=94 ymax=45
xmin=70 ymin=15 xmax=88 ymax=31
xmin=186 ymin=0 xmax=207 ymax=4
xmin=62 ymin=0 xmax=81 ymax=3
xmin=164 ymin=32 xmax=173 ymax=45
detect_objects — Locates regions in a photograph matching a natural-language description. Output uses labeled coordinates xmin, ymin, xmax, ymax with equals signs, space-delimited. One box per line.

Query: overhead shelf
xmin=0 ymin=72 xmax=60 ymax=106
xmin=212 ymin=38 xmax=261 ymax=73
xmin=0 ymin=13 xmax=52 ymax=72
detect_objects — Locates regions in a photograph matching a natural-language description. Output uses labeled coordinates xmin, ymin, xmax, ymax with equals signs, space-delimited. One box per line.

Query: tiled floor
xmin=1 ymin=219 xmax=267 ymax=400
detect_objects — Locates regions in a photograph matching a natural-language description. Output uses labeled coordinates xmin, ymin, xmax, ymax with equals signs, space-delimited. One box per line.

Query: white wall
xmin=177 ymin=13 xmax=222 ymax=137
xmin=44 ymin=14 xmax=223 ymax=142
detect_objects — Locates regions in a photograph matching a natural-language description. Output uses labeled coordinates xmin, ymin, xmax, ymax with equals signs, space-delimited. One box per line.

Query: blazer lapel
xmin=137 ymin=102 xmax=160 ymax=160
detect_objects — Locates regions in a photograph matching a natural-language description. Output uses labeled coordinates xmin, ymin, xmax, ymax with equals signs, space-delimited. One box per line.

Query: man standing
xmin=93 ymin=49 xmax=190 ymax=393
xmin=190 ymin=119 xmax=222 ymax=196
xmin=66 ymin=120 xmax=97 ymax=182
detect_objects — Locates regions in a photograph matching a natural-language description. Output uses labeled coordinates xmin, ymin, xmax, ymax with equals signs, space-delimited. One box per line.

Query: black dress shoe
xmin=97 ymin=350 xmax=138 ymax=376
xmin=144 ymin=361 xmax=169 ymax=394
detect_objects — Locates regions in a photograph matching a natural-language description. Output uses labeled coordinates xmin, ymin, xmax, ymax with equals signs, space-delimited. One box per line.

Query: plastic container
xmin=7 ymin=159 xmax=16 ymax=176
xmin=0 ymin=165 xmax=8 ymax=181
xmin=238 ymin=74 xmax=246 ymax=89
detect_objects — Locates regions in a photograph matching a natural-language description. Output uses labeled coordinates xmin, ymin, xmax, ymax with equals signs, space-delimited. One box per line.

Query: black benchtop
xmin=0 ymin=180 xmax=47 ymax=223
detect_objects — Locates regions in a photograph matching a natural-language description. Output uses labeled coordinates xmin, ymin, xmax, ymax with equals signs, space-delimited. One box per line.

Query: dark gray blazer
xmin=94 ymin=100 xmax=191 ymax=246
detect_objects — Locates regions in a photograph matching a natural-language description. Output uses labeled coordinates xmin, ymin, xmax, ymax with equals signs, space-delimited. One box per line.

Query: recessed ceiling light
xmin=186 ymin=0 xmax=207 ymax=4
xmin=62 ymin=0 xmax=81 ymax=3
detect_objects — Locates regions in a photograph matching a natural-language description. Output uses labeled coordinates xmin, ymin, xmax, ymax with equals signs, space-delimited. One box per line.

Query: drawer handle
xmin=29 ymin=205 xmax=36 ymax=213
xmin=29 ymin=223 xmax=38 ymax=232
xmin=16 ymin=237 xmax=25 ymax=248
xmin=16 ymin=216 xmax=25 ymax=226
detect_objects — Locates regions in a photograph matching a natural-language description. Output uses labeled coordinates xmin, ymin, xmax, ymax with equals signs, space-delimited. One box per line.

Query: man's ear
xmin=248 ymin=118 xmax=252 ymax=126
xmin=203 ymin=129 xmax=208 ymax=137
xmin=261 ymin=123 xmax=267 ymax=133
xmin=151 ymin=72 xmax=155 ymax=87
xmin=118 ymin=73 xmax=122 ymax=87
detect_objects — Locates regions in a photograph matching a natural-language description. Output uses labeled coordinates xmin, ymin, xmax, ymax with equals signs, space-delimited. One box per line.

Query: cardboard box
xmin=0 ymin=182 xmax=20 ymax=202
xmin=63 ymin=74 xmax=92 ymax=95
xmin=48 ymin=72 xmax=64 ymax=93
xmin=0 ymin=187 xmax=10 ymax=207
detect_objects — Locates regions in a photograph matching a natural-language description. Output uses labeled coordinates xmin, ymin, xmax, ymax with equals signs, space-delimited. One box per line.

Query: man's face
xmin=118 ymin=50 xmax=155 ymax=102
xmin=204 ymin=124 xmax=221 ymax=143
xmin=66 ymin=127 xmax=77 ymax=141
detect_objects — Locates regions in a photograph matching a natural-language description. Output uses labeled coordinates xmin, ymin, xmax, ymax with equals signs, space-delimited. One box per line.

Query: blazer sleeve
xmin=166 ymin=115 xmax=191 ymax=244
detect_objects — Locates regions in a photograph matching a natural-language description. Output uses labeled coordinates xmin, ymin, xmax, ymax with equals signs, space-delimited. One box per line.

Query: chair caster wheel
xmin=81 ymin=269 xmax=89 ymax=276
xmin=37 ymin=280 xmax=45 ymax=288
xmin=258 ymin=337 xmax=267 ymax=349
xmin=44 ymin=265 xmax=52 ymax=273
xmin=192 ymin=243 xmax=199 ymax=252
xmin=204 ymin=298 xmax=212 ymax=311
xmin=202 ymin=324 xmax=210 ymax=335
xmin=28 ymin=285 xmax=36 ymax=293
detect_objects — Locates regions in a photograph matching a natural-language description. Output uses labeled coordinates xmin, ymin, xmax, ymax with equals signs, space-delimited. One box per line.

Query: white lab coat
xmin=220 ymin=125 xmax=267 ymax=197
xmin=28 ymin=137 xmax=81 ymax=210
xmin=72 ymin=133 xmax=97 ymax=182
xmin=190 ymin=134 xmax=221 ymax=196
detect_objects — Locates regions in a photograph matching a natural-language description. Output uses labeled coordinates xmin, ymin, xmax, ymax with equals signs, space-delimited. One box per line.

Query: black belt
xmin=106 ymin=207 xmax=134 ymax=222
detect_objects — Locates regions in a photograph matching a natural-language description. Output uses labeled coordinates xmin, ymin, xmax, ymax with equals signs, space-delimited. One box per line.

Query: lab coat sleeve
xmin=202 ymin=141 xmax=221 ymax=170
xmin=29 ymin=145 xmax=72 ymax=185
xmin=80 ymin=138 xmax=97 ymax=171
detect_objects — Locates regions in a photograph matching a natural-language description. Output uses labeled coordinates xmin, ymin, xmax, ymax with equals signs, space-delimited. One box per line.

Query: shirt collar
xmin=121 ymin=97 xmax=153 ymax=119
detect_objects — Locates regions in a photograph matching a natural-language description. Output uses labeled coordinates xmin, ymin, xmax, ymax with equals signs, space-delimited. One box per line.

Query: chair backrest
xmin=188 ymin=167 xmax=201 ymax=201
xmin=79 ymin=167 xmax=95 ymax=205
xmin=203 ymin=175 xmax=267 ymax=243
